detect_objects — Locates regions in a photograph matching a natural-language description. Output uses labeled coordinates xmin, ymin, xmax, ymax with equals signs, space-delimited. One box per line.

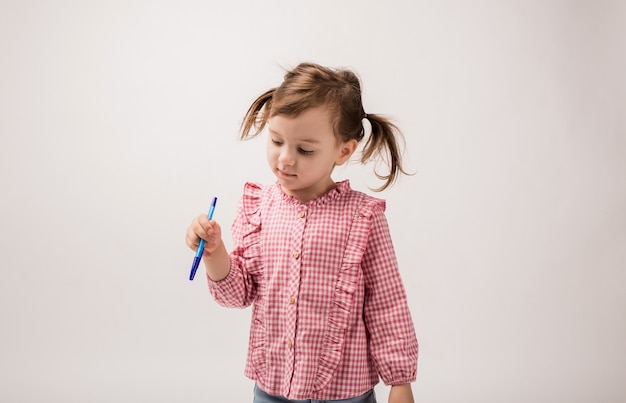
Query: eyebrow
xmin=268 ymin=129 xmax=320 ymax=144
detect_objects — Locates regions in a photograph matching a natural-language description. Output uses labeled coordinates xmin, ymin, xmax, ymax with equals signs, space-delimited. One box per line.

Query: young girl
xmin=185 ymin=62 xmax=418 ymax=403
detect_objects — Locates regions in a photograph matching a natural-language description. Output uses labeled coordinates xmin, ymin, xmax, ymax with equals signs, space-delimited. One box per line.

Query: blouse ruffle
xmin=312 ymin=189 xmax=385 ymax=392
xmin=206 ymin=182 xmax=263 ymax=308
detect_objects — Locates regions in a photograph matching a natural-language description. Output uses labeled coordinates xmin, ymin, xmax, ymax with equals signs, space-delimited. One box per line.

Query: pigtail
xmin=361 ymin=114 xmax=409 ymax=191
xmin=240 ymin=88 xmax=275 ymax=140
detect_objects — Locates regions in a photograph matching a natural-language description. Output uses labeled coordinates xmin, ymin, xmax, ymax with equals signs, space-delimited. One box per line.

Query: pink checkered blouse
xmin=207 ymin=180 xmax=418 ymax=400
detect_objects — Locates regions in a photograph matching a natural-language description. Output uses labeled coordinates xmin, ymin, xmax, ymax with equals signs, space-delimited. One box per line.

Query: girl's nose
xmin=278 ymin=148 xmax=295 ymax=166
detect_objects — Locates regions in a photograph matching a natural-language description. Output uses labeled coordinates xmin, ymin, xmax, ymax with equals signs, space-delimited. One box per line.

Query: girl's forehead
xmin=269 ymin=108 xmax=335 ymax=138
xmin=270 ymin=105 xmax=334 ymax=121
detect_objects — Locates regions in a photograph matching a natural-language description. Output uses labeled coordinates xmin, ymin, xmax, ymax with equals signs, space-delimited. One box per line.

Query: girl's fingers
xmin=186 ymin=214 xmax=221 ymax=252
xmin=186 ymin=217 xmax=207 ymax=249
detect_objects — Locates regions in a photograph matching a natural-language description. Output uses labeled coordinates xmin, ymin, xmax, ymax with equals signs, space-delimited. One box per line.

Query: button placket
xmin=282 ymin=205 xmax=307 ymax=393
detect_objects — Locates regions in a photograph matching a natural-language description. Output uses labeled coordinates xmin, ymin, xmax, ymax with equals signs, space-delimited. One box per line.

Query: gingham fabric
xmin=207 ymin=180 xmax=418 ymax=400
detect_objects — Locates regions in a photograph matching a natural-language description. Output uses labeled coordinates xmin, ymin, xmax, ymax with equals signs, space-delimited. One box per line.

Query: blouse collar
xmin=275 ymin=180 xmax=351 ymax=207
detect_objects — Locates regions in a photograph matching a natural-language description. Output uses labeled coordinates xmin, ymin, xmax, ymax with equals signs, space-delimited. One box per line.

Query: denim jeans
xmin=253 ymin=384 xmax=377 ymax=403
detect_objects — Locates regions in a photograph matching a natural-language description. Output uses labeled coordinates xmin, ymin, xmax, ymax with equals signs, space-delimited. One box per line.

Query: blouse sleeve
xmin=360 ymin=200 xmax=419 ymax=385
xmin=207 ymin=182 xmax=263 ymax=308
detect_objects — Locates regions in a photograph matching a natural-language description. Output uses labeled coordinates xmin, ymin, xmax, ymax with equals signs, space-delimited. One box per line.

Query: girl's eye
xmin=298 ymin=148 xmax=314 ymax=155
xmin=271 ymin=139 xmax=283 ymax=146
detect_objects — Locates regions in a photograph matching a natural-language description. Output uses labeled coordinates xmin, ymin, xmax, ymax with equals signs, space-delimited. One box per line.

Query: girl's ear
xmin=335 ymin=139 xmax=358 ymax=166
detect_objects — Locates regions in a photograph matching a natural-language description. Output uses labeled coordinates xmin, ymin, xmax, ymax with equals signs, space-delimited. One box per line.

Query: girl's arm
xmin=202 ymin=183 xmax=264 ymax=308
xmin=389 ymin=383 xmax=414 ymax=403
xmin=202 ymin=238 xmax=231 ymax=281
xmin=361 ymin=207 xmax=419 ymax=391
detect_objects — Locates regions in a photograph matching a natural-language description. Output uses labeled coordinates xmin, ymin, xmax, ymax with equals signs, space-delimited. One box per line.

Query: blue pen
xmin=189 ymin=197 xmax=218 ymax=281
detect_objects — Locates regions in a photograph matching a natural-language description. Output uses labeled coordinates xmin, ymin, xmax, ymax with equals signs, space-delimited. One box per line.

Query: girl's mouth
xmin=278 ymin=169 xmax=296 ymax=177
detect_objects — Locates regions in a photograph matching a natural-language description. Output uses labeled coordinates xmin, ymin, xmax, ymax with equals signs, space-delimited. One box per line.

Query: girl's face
xmin=267 ymin=107 xmax=357 ymax=204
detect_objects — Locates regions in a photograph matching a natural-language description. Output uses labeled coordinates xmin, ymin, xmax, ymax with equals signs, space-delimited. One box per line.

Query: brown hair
xmin=240 ymin=62 xmax=409 ymax=191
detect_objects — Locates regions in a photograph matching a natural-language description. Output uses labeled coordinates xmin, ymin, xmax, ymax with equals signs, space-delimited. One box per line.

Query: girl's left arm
xmin=361 ymin=207 xmax=418 ymax=389
xmin=389 ymin=383 xmax=414 ymax=403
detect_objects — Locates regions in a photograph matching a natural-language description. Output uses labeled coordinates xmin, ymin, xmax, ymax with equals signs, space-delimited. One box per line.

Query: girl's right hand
xmin=185 ymin=214 xmax=223 ymax=258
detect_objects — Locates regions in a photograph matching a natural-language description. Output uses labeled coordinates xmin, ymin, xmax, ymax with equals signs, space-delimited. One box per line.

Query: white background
xmin=1 ymin=1 xmax=625 ymax=402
